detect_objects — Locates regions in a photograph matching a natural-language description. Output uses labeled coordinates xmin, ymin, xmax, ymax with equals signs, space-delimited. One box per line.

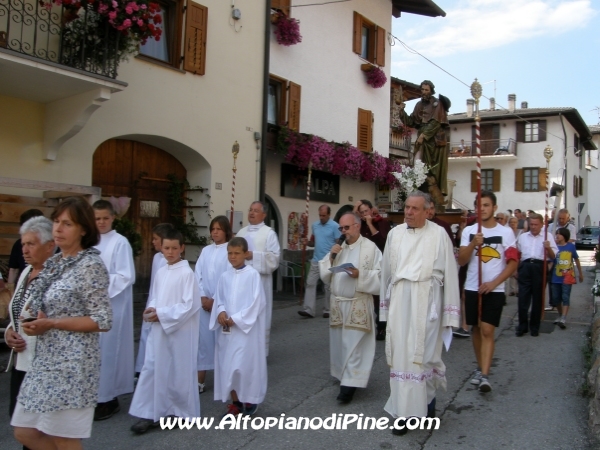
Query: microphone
xmin=331 ymin=235 xmax=346 ymax=260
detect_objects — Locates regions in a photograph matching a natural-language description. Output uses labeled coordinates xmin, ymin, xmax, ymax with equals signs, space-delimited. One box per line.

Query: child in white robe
xmin=135 ymin=223 xmax=174 ymax=378
xmin=194 ymin=216 xmax=232 ymax=394
xmin=210 ymin=237 xmax=267 ymax=417
xmin=93 ymin=200 xmax=136 ymax=421
xmin=129 ymin=230 xmax=201 ymax=434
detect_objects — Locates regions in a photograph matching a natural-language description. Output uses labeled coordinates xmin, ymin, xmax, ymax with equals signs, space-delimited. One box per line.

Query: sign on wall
xmin=280 ymin=163 xmax=340 ymax=203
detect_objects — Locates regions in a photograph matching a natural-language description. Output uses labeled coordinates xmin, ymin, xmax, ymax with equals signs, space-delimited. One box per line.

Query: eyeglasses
xmin=338 ymin=225 xmax=355 ymax=232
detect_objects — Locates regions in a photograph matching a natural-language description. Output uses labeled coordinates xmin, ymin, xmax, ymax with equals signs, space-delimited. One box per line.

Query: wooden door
xmin=92 ymin=139 xmax=186 ymax=290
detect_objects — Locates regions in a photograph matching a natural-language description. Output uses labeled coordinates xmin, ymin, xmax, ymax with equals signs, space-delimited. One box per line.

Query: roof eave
xmin=392 ymin=0 xmax=446 ymax=18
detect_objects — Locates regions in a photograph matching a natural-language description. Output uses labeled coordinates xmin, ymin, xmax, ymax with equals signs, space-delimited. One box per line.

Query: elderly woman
xmin=11 ymin=197 xmax=112 ymax=450
xmin=5 ymin=217 xmax=56 ymax=421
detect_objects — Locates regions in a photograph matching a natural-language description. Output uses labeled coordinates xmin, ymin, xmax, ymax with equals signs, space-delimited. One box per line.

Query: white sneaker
xmin=470 ymin=370 xmax=482 ymax=385
xmin=479 ymin=377 xmax=492 ymax=393
xmin=198 ymin=383 xmax=205 ymax=393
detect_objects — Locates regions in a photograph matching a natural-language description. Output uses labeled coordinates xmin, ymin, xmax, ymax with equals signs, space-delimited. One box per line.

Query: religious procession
xmin=1 ymin=1 xmax=599 ymax=448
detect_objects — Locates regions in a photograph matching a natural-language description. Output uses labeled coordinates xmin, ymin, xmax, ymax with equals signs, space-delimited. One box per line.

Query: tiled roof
xmin=589 ymin=124 xmax=600 ymax=134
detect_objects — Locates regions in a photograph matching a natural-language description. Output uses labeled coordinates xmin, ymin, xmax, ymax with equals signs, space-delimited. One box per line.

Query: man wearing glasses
xmin=319 ymin=213 xmax=382 ymax=404
xmin=495 ymin=212 xmax=508 ymax=226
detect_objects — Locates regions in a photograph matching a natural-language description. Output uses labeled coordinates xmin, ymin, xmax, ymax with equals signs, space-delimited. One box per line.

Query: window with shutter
xmin=357 ymin=108 xmax=373 ymax=152
xmin=138 ymin=0 xmax=184 ymax=69
xmin=481 ymin=169 xmax=494 ymax=191
xmin=521 ymin=167 xmax=539 ymax=191
xmin=573 ymin=175 xmax=578 ymax=198
xmin=517 ymin=121 xmax=544 ymax=142
xmin=184 ymin=2 xmax=208 ymax=75
xmin=515 ymin=168 xmax=524 ymax=191
xmin=271 ymin=0 xmax=291 ymax=16
xmin=268 ymin=75 xmax=288 ymax=126
xmin=579 ymin=176 xmax=583 ymax=196
xmin=352 ymin=12 xmax=384 ymax=66
xmin=288 ymin=82 xmax=301 ymax=132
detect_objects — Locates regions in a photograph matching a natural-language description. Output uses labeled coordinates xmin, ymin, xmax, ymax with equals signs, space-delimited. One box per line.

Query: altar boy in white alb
xmin=93 ymin=200 xmax=136 ymax=421
xmin=129 ymin=229 xmax=201 ymax=434
xmin=135 ymin=223 xmax=174 ymax=377
xmin=210 ymin=237 xmax=267 ymax=417
xmin=236 ymin=201 xmax=280 ymax=355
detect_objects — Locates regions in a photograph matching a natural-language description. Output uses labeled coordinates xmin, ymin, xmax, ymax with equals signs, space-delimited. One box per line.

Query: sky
xmin=390 ymin=0 xmax=600 ymax=126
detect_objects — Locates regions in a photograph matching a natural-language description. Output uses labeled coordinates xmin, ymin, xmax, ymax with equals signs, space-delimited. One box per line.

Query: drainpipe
xmin=559 ymin=113 xmax=568 ymax=210
xmin=259 ymin=1 xmax=271 ymax=203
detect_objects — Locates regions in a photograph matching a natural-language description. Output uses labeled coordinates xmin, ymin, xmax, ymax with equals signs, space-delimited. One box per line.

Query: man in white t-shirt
xmin=458 ymin=191 xmax=518 ymax=393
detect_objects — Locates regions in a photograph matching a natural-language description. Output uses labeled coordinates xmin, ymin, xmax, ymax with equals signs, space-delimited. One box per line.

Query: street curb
xmin=588 ymin=268 xmax=600 ymax=437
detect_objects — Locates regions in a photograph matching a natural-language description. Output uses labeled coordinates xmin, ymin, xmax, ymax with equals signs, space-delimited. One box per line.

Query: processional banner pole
xmin=230 ymin=141 xmax=240 ymax=226
xmin=470 ymin=79 xmax=483 ymax=320
xmin=300 ymin=162 xmax=312 ymax=300
xmin=541 ymin=145 xmax=553 ymax=321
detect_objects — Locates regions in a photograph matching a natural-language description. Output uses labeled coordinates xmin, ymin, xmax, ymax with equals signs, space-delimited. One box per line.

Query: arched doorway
xmin=92 ymin=139 xmax=187 ymax=289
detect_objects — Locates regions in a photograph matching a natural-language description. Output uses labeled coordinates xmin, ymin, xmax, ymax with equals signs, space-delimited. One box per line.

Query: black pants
xmin=517 ymin=262 xmax=544 ymax=333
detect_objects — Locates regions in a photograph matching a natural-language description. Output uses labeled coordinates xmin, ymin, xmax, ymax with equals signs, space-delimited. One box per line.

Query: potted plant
xmin=361 ymin=64 xmax=387 ymax=89
xmin=271 ymin=11 xmax=302 ymax=46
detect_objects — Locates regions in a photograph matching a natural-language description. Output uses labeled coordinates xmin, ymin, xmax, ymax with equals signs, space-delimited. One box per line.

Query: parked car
xmin=575 ymin=226 xmax=600 ymax=249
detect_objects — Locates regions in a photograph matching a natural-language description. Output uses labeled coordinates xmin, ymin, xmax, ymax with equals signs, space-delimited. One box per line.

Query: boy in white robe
xmin=93 ymin=200 xmax=136 ymax=421
xmin=129 ymin=230 xmax=201 ymax=434
xmin=210 ymin=237 xmax=267 ymax=417
xmin=194 ymin=216 xmax=232 ymax=393
xmin=135 ymin=223 xmax=174 ymax=377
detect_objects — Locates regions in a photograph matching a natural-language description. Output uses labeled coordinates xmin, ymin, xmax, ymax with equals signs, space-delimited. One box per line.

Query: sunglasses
xmin=338 ymin=225 xmax=355 ymax=232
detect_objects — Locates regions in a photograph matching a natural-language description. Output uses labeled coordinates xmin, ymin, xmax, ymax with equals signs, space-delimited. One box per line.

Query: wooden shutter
xmin=470 ymin=170 xmax=477 ymax=192
xmin=492 ymin=169 xmax=501 ymax=192
xmin=352 ymin=12 xmax=362 ymax=54
xmin=579 ymin=176 xmax=583 ymax=195
xmin=538 ymin=168 xmax=547 ymax=191
xmin=471 ymin=125 xmax=476 ymax=149
xmin=374 ymin=26 xmax=386 ymax=67
xmin=515 ymin=168 xmax=524 ymax=191
xmin=357 ymin=108 xmax=373 ymax=152
xmin=516 ymin=122 xmax=525 ymax=142
xmin=572 ymin=175 xmax=578 ymax=197
xmin=272 ymin=0 xmax=290 ymax=16
xmin=287 ymin=81 xmax=301 ymax=132
xmin=492 ymin=124 xmax=500 ymax=140
xmin=538 ymin=120 xmax=547 ymax=141
xmin=184 ymin=2 xmax=208 ymax=75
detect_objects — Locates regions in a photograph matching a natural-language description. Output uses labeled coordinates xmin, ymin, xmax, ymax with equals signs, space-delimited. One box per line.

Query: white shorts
xmin=11 ymin=402 xmax=94 ymax=439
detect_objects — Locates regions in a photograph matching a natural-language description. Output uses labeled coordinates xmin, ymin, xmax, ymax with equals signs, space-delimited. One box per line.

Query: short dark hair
xmin=228 ymin=237 xmax=248 ymax=252
xmin=152 ymin=223 xmax=174 ymax=239
xmin=92 ymin=199 xmax=115 ymax=215
xmin=51 ymin=197 xmax=100 ymax=249
xmin=556 ymin=227 xmax=570 ymax=242
xmin=359 ymin=199 xmax=373 ymax=209
xmin=319 ymin=205 xmax=331 ymax=215
xmin=163 ymin=228 xmax=184 ymax=246
xmin=210 ymin=216 xmax=233 ymax=242
xmin=480 ymin=190 xmax=497 ymax=206
xmin=514 ymin=209 xmax=522 ymax=214
xmin=19 ymin=209 xmax=44 ymax=225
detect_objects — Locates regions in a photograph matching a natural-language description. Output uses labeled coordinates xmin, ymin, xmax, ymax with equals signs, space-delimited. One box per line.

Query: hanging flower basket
xmin=361 ymin=64 xmax=387 ymax=89
xmin=272 ymin=11 xmax=302 ymax=46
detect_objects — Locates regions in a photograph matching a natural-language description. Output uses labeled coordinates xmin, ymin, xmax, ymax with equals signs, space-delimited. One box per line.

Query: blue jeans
xmin=550 ymin=283 xmax=572 ymax=307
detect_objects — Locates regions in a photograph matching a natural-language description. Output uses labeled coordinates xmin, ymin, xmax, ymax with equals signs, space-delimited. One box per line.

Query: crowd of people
xmin=1 ymin=193 xmax=588 ymax=447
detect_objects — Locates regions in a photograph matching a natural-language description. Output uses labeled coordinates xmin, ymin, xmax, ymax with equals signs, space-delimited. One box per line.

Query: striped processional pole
xmin=470 ymin=79 xmax=483 ymax=320
xmin=300 ymin=162 xmax=313 ymax=300
xmin=230 ymin=141 xmax=240 ymax=227
xmin=541 ymin=145 xmax=553 ymax=320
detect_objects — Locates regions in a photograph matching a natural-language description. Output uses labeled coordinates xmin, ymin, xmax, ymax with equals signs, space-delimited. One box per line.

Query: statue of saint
xmin=399 ymin=80 xmax=450 ymax=207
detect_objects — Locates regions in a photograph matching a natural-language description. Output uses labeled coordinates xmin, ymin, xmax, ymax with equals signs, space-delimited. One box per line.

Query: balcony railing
xmin=448 ymin=138 xmax=517 ymax=157
xmin=389 ymin=129 xmax=412 ymax=151
xmin=0 ymin=0 xmax=121 ymax=78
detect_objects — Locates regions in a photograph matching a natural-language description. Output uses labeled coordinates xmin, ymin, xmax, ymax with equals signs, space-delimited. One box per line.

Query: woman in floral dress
xmin=11 ymin=197 xmax=112 ymax=449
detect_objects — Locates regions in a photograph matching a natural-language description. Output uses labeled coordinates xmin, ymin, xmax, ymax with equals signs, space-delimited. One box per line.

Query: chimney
xmin=521 ymin=101 xmax=528 ymax=109
xmin=466 ymin=99 xmax=474 ymax=118
xmin=489 ymin=97 xmax=495 ymax=110
xmin=508 ymin=94 xmax=516 ymax=113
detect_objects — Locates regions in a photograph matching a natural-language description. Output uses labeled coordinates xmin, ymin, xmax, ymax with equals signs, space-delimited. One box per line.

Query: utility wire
xmin=290 ymin=0 xmax=352 ymax=7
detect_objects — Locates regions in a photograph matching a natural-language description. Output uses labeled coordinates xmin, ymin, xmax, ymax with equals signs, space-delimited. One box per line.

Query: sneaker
xmin=479 ymin=377 xmax=492 ymax=393
xmin=453 ymin=327 xmax=470 ymax=338
xmin=545 ymin=306 xmax=556 ymax=311
xmin=223 ymin=402 xmax=243 ymax=418
xmin=558 ymin=317 xmax=566 ymax=329
xmin=470 ymin=370 xmax=482 ymax=385
xmin=131 ymin=418 xmax=160 ymax=434
xmin=553 ymin=317 xmax=561 ymax=324
xmin=198 ymin=383 xmax=205 ymax=394
xmin=244 ymin=403 xmax=258 ymax=416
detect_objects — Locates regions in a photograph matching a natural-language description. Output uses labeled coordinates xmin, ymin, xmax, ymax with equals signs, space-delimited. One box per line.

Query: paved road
xmin=1 ymin=250 xmax=598 ymax=449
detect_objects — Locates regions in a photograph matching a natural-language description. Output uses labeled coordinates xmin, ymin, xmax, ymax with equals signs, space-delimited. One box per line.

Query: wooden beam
xmin=0 ymin=224 xmax=20 ymax=235
xmin=0 ymin=177 xmax=101 ymax=196
xmin=0 ymin=194 xmax=58 ymax=207
xmin=0 ymin=237 xmax=17 ymax=256
xmin=0 ymin=203 xmax=53 ymax=223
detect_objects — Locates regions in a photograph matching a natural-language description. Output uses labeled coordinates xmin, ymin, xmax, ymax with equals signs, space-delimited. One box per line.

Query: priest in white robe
xmin=93 ymin=201 xmax=136 ymax=420
xmin=236 ymin=201 xmax=280 ymax=355
xmin=210 ymin=238 xmax=267 ymax=411
xmin=379 ymin=192 xmax=460 ymax=432
xmin=129 ymin=258 xmax=201 ymax=424
xmin=319 ymin=212 xmax=381 ymax=404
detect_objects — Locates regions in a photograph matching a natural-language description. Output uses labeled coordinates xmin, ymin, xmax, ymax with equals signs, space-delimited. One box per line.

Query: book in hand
xmin=329 ymin=263 xmax=356 ymax=275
